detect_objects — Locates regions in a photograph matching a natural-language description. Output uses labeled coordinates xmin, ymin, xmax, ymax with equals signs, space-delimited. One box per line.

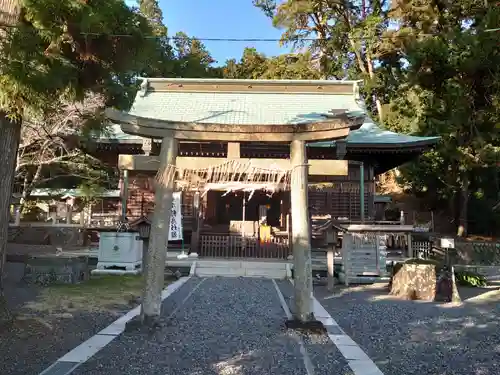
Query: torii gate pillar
xmin=290 ymin=139 xmax=314 ymax=322
xmin=141 ymin=135 xmax=177 ymax=323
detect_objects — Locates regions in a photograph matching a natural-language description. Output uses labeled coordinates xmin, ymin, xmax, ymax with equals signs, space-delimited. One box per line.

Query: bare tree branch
xmin=15 ymin=92 xmax=116 ymax=206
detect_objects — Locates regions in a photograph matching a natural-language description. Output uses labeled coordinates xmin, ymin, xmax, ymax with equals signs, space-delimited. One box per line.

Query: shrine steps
xmin=194 ymin=259 xmax=291 ymax=279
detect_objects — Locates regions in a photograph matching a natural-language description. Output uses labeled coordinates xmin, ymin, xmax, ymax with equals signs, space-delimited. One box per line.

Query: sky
xmin=126 ymin=0 xmax=290 ymax=65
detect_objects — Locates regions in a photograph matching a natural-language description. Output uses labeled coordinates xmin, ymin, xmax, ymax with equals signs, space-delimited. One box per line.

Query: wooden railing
xmin=199 ymin=234 xmax=290 ymax=259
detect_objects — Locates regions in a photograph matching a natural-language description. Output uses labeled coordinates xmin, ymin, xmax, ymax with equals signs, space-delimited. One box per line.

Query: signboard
xmin=440 ymin=238 xmax=455 ymax=249
xmin=169 ymin=192 xmax=183 ymax=241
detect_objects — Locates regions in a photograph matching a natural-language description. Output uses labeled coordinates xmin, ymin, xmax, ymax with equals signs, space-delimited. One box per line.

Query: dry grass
xmin=23 ymin=275 xmax=152 ymax=314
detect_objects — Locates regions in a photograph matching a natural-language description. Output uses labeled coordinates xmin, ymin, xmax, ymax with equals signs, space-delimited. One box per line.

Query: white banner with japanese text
xmin=169 ymin=192 xmax=183 ymax=241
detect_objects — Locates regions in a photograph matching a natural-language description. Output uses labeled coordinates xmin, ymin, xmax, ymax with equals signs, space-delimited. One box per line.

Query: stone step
xmin=196 ymin=260 xmax=288 ymax=269
xmin=196 ymin=267 xmax=245 ymax=278
xmin=195 ymin=268 xmax=287 ymax=279
xmin=195 ymin=260 xmax=290 ymax=279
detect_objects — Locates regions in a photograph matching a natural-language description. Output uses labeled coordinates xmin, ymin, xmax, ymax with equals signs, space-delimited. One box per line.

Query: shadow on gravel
xmin=315 ymin=283 xmax=500 ymax=375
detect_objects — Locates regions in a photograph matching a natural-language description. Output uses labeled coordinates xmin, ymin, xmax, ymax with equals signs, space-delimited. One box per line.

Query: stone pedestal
xmin=25 ymin=255 xmax=89 ymax=285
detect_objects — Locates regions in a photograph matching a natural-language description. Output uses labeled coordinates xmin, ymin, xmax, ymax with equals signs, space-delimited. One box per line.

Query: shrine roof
xmin=312 ymin=120 xmax=440 ymax=148
xmin=101 ymin=78 xmax=439 ymax=148
xmin=126 ymin=78 xmax=363 ymax=126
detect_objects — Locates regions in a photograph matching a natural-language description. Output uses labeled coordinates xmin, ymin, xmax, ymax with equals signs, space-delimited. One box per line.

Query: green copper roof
xmin=128 ymin=91 xmax=362 ymax=125
xmin=311 ymin=120 xmax=440 ymax=148
xmin=99 ymin=123 xmax=143 ymax=142
xmin=101 ymin=82 xmax=439 ymax=147
xmin=13 ymin=189 xmax=121 ymax=198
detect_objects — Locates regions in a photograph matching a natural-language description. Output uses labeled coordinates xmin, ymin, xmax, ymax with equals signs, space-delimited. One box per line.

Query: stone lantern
xmin=129 ymin=216 xmax=152 ymax=266
xmin=130 ymin=216 xmax=152 ymax=240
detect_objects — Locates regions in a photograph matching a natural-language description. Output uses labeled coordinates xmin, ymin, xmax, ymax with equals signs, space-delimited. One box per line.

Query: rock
xmin=174 ymin=269 xmax=182 ymax=279
xmin=435 ymin=268 xmax=461 ymax=302
xmin=390 ymin=264 xmax=461 ymax=302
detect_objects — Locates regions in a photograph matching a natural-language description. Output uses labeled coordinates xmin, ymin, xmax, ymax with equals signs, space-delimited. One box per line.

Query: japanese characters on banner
xmin=169 ymin=192 xmax=183 ymax=241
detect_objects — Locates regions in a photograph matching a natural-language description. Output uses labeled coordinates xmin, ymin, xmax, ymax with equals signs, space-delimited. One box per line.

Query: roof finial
xmin=139 ymin=78 xmax=149 ymax=97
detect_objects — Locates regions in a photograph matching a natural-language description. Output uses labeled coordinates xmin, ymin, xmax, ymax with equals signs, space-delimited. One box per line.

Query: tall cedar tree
xmin=384 ymin=1 xmax=500 ymax=236
xmin=0 ymin=0 xmax=157 ymax=324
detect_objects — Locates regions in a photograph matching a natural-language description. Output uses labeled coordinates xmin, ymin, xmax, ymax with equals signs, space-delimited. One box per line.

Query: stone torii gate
xmin=106 ymin=78 xmax=365 ymax=325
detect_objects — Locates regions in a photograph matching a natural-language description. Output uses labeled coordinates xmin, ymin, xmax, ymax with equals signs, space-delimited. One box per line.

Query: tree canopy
xmin=0 ymin=0 xmax=163 ymax=321
xmin=250 ymin=0 xmax=500 ymax=236
xmin=222 ymin=47 xmax=321 ymax=79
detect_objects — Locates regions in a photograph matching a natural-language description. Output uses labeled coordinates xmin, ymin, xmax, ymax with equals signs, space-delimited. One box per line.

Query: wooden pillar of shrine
xmin=190 ymin=191 xmax=201 ymax=254
xmin=290 ymin=139 xmax=313 ymax=322
xmin=141 ymin=135 xmax=178 ymax=323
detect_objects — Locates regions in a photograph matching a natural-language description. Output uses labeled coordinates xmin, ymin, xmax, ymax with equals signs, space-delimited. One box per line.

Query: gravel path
xmin=0 ymin=263 xmax=123 ymax=375
xmin=315 ymin=284 xmax=500 ymax=375
xmin=73 ymin=277 xmax=310 ymax=375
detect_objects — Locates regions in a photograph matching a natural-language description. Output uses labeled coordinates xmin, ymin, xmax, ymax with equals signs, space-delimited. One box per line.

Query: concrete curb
xmin=189 ymin=260 xmax=197 ymax=276
xmin=288 ymin=279 xmax=385 ymax=375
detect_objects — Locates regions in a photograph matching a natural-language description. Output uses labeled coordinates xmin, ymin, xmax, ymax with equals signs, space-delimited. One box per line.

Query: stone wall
xmin=453 ymin=241 xmax=500 ymax=265
xmin=8 ymin=226 xmax=88 ymax=247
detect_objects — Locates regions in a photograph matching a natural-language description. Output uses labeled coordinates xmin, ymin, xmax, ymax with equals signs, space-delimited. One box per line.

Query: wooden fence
xmin=418 ymin=238 xmax=500 ymax=266
xmin=199 ymin=234 xmax=290 ymax=259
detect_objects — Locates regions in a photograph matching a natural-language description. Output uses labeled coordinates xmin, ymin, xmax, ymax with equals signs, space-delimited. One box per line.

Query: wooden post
xmin=326 ymin=225 xmax=336 ymax=291
xmin=360 ymin=162 xmax=365 ymax=222
xmin=66 ymin=204 xmax=73 ymax=224
xmin=290 ymin=139 xmax=313 ymax=322
xmin=327 ymin=249 xmax=335 ymax=291
xmin=14 ymin=205 xmax=21 ymax=226
xmin=141 ymin=135 xmax=178 ymax=324
xmin=80 ymin=206 xmax=85 ymax=226
xmin=190 ymin=191 xmax=200 ymax=254
xmin=407 ymin=233 xmax=413 ymax=258
xmin=227 ymin=142 xmax=240 ymax=158
xmin=121 ymin=169 xmax=129 ymax=220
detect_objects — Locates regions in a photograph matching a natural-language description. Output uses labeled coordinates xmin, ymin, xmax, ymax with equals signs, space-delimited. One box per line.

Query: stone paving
xmin=71 ymin=277 xmax=351 ymax=375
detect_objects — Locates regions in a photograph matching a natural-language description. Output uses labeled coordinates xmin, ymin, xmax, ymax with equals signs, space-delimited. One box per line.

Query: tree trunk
xmin=456 ymin=174 xmax=469 ymax=237
xmin=18 ymin=164 xmax=42 ymax=214
xmin=366 ymin=54 xmax=384 ymax=123
xmin=0 ymin=112 xmax=22 ymax=326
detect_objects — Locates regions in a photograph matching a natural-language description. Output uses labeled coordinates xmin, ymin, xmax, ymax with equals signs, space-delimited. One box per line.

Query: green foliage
xmin=171 ymin=32 xmax=221 ymax=78
xmin=253 ymin=0 xmax=390 ymax=118
xmin=0 ymin=0 xmax=158 ymax=115
xmin=6 ymin=0 xmax=221 ymax=204
xmin=138 ymin=0 xmax=167 ymax=36
xmin=454 ymin=270 xmax=487 ymax=288
xmin=134 ymin=0 xmax=220 ymax=78
xmin=221 ymin=47 xmax=321 ymax=79
xmin=383 ymin=4 xmax=500 ymax=235
xmin=252 ymin=1 xmax=500 ymax=236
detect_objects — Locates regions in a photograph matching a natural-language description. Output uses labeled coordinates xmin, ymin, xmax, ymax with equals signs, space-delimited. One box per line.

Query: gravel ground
xmin=0 ymin=262 xmax=137 ymax=375
xmin=74 ymin=277 xmax=309 ymax=375
xmin=275 ymin=280 xmax=353 ymax=375
xmin=315 ymin=283 xmax=500 ymax=375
